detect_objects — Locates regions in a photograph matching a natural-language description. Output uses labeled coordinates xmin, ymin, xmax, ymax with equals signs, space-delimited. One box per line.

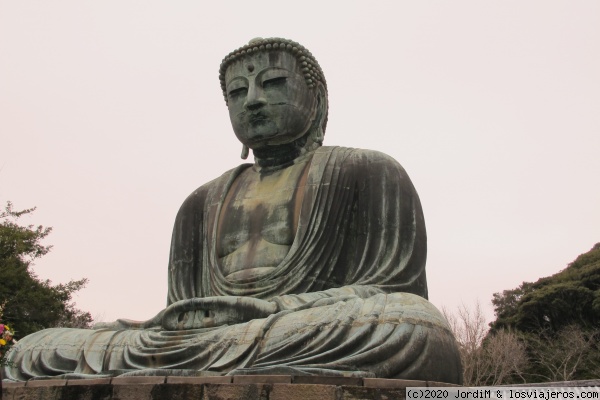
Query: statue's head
xmin=219 ymin=38 xmax=328 ymax=157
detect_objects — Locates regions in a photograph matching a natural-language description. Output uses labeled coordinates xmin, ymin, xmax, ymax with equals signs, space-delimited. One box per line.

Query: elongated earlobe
xmin=312 ymin=126 xmax=324 ymax=144
xmin=311 ymin=87 xmax=327 ymax=145
xmin=241 ymin=144 xmax=249 ymax=160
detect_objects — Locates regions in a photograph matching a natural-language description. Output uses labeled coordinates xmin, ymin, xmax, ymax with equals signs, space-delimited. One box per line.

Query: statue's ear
xmin=312 ymin=83 xmax=328 ymax=144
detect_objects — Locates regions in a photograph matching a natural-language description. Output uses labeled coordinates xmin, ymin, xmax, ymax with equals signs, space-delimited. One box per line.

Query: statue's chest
xmin=216 ymin=161 xmax=310 ymax=261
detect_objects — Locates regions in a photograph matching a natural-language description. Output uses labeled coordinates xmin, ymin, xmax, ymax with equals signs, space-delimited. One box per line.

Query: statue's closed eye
xmin=229 ymin=87 xmax=248 ymax=98
xmin=263 ymin=76 xmax=287 ymax=89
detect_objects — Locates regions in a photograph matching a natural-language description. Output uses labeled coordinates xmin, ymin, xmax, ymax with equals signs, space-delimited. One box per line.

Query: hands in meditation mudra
xmin=4 ymin=38 xmax=462 ymax=384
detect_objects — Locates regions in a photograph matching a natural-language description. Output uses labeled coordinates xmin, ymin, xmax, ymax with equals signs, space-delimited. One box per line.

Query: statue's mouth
xmin=248 ymin=112 xmax=269 ymax=125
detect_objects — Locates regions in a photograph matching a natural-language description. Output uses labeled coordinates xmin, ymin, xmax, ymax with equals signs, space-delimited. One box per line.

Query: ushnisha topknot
xmin=219 ymin=37 xmax=327 ymax=105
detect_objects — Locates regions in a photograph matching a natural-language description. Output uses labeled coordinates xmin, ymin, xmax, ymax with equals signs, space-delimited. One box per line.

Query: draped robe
xmin=3 ymin=146 xmax=462 ymax=383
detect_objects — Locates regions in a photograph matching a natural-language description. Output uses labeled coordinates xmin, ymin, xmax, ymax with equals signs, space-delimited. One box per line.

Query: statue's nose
xmin=244 ymin=84 xmax=266 ymax=111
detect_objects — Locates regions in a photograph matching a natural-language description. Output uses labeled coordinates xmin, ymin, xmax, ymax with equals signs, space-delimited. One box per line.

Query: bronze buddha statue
xmin=4 ymin=38 xmax=462 ymax=384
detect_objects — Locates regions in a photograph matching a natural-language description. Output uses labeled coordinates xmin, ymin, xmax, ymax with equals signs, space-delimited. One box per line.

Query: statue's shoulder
xmin=319 ymin=146 xmax=409 ymax=177
xmin=177 ymin=164 xmax=251 ymax=217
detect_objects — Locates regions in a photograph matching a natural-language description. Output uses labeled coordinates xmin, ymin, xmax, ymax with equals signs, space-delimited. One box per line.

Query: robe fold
xmin=170 ymin=146 xmax=427 ymax=302
xmin=3 ymin=146 xmax=462 ymax=384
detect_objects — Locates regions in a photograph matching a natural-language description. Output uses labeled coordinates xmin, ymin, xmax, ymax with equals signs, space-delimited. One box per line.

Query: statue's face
xmin=225 ymin=51 xmax=317 ymax=150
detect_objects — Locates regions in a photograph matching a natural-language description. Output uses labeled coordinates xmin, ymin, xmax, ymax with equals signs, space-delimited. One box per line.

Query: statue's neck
xmin=251 ymin=134 xmax=320 ymax=172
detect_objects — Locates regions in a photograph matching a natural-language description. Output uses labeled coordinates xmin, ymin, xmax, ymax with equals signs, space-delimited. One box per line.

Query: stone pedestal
xmin=2 ymin=375 xmax=459 ymax=400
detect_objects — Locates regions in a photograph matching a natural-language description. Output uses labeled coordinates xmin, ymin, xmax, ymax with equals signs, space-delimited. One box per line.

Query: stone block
xmin=167 ymin=376 xmax=232 ymax=384
xmin=67 ymin=378 xmax=112 ymax=386
xmin=112 ymin=376 xmax=166 ymax=385
xmin=232 ymin=375 xmax=291 ymax=384
xmin=112 ymin=384 xmax=156 ymax=400
xmin=293 ymin=375 xmax=363 ymax=386
xmin=25 ymin=380 xmax=67 ymax=387
xmin=111 ymin=377 xmax=170 ymax=400
xmin=341 ymin=385 xmax=405 ymax=400
xmin=364 ymin=378 xmax=426 ymax=388
xmin=203 ymin=383 xmax=270 ymax=400
xmin=150 ymin=383 xmax=203 ymax=400
xmin=3 ymin=382 xmax=26 ymax=388
xmin=12 ymin=385 xmax=65 ymax=400
xmin=427 ymin=381 xmax=461 ymax=387
xmin=3 ymin=381 xmax=25 ymax=400
xmin=270 ymin=383 xmax=339 ymax=400
xmin=61 ymin=383 xmax=112 ymax=400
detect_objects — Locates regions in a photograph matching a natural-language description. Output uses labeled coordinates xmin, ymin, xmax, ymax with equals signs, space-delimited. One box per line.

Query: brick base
xmin=2 ymin=376 xmax=459 ymax=400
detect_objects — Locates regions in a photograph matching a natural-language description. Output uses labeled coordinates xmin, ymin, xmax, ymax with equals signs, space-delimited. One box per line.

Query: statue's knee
xmin=381 ymin=293 xmax=453 ymax=331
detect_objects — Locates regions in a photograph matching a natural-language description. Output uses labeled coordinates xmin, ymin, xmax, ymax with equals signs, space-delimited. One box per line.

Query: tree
xmin=0 ymin=202 xmax=92 ymax=339
xmin=525 ymin=325 xmax=600 ymax=382
xmin=446 ymin=244 xmax=600 ymax=385
xmin=489 ymin=243 xmax=600 ymax=382
xmin=444 ymin=302 xmax=527 ymax=386
xmin=482 ymin=329 xmax=528 ymax=385
xmin=491 ymin=243 xmax=600 ymax=333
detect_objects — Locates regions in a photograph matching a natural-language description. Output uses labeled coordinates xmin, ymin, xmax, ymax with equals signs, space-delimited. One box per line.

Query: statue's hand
xmin=93 ymin=309 xmax=166 ymax=330
xmin=162 ymin=296 xmax=278 ymax=331
xmin=311 ymin=294 xmax=359 ymax=308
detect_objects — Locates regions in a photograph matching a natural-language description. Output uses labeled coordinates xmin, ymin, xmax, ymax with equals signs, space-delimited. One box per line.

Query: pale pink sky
xmin=1 ymin=1 xmax=599 ymax=324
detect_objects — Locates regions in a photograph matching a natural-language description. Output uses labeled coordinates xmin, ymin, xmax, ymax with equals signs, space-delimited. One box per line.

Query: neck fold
xmin=251 ymin=133 xmax=320 ymax=172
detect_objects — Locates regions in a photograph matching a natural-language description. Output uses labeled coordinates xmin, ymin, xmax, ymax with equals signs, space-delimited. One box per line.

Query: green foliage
xmin=491 ymin=243 xmax=600 ymax=333
xmin=491 ymin=281 xmax=535 ymax=331
xmin=0 ymin=202 xmax=92 ymax=339
xmin=489 ymin=243 xmax=600 ymax=382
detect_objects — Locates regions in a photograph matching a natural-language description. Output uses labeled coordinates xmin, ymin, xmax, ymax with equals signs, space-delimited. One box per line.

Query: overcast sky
xmin=1 ymin=1 xmax=599 ymax=324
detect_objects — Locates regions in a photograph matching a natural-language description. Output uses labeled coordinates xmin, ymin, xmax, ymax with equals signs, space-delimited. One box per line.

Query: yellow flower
xmin=0 ymin=338 xmax=6 ymax=346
